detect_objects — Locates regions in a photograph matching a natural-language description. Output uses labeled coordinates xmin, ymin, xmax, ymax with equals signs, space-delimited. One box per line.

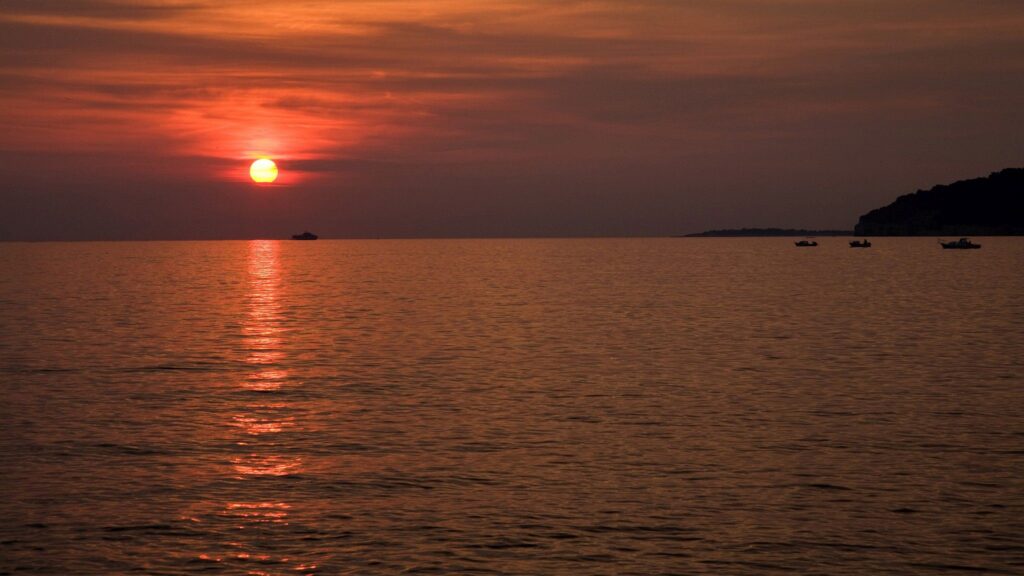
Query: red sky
xmin=1 ymin=0 xmax=1022 ymax=239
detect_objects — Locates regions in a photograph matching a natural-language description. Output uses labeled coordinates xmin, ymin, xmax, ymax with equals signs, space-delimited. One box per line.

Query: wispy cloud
xmin=1 ymin=0 xmax=1022 ymax=238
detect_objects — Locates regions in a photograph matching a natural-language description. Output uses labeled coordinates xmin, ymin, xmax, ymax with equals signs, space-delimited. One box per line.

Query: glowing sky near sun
xmin=1 ymin=1 xmax=1022 ymax=239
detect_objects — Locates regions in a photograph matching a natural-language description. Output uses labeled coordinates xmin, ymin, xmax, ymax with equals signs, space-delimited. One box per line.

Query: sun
xmin=249 ymin=158 xmax=278 ymax=183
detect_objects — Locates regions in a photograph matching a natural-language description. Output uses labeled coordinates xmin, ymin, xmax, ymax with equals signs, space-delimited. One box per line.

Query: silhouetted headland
xmin=681 ymin=228 xmax=852 ymax=237
xmin=855 ymin=168 xmax=1024 ymax=236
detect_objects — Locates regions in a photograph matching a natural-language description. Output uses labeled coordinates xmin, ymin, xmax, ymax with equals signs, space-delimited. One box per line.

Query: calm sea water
xmin=1 ymin=238 xmax=1022 ymax=574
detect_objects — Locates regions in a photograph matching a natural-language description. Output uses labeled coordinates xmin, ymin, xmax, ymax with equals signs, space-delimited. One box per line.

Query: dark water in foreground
xmin=1 ymin=238 xmax=1023 ymax=574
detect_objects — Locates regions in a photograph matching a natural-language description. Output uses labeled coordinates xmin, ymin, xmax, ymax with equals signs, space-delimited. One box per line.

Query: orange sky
xmin=1 ymin=0 xmax=1022 ymax=239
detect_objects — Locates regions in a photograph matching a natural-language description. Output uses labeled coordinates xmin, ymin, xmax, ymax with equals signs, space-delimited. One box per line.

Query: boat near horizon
xmin=940 ymin=237 xmax=981 ymax=250
xmin=850 ymin=239 xmax=871 ymax=248
xmin=291 ymin=231 xmax=318 ymax=240
xmin=794 ymin=240 xmax=818 ymax=247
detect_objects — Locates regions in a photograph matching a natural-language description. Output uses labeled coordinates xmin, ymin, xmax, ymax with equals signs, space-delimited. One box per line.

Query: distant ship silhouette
xmin=291 ymin=231 xmax=318 ymax=240
xmin=939 ymin=237 xmax=980 ymax=249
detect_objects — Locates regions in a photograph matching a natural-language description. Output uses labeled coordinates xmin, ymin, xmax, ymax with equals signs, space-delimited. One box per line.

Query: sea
xmin=1 ymin=238 xmax=1022 ymax=574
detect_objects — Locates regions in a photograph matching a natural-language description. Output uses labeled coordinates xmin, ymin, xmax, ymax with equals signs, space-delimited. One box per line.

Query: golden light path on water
xmin=200 ymin=240 xmax=313 ymax=574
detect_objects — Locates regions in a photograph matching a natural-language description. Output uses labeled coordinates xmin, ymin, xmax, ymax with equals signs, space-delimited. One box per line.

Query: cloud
xmin=1 ymin=0 xmax=1023 ymax=238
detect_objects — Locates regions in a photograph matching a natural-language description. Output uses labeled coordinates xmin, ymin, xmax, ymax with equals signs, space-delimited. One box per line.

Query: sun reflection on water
xmin=245 ymin=369 xmax=289 ymax=392
xmin=243 ymin=241 xmax=291 ymax=383
xmin=195 ymin=240 xmax=313 ymax=573
xmin=231 ymin=454 xmax=304 ymax=477
xmin=222 ymin=502 xmax=291 ymax=525
xmin=231 ymin=412 xmax=296 ymax=435
xmin=237 ymin=240 xmax=304 ymax=472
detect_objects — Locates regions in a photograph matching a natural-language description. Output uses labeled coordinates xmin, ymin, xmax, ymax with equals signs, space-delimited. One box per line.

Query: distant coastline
xmin=682 ymin=167 xmax=1023 ymax=238
xmin=680 ymin=228 xmax=853 ymax=237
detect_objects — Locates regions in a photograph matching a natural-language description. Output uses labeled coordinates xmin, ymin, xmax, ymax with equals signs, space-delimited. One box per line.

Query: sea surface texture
xmin=1 ymin=238 xmax=1022 ymax=575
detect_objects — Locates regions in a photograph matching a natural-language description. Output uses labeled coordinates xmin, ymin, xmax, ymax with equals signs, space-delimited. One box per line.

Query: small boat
xmin=849 ymin=239 xmax=871 ymax=248
xmin=794 ymin=240 xmax=818 ymax=247
xmin=940 ymin=237 xmax=980 ymax=250
xmin=291 ymin=231 xmax=318 ymax=240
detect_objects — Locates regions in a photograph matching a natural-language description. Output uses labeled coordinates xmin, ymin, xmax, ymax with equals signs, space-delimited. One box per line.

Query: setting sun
xmin=249 ymin=158 xmax=278 ymax=183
